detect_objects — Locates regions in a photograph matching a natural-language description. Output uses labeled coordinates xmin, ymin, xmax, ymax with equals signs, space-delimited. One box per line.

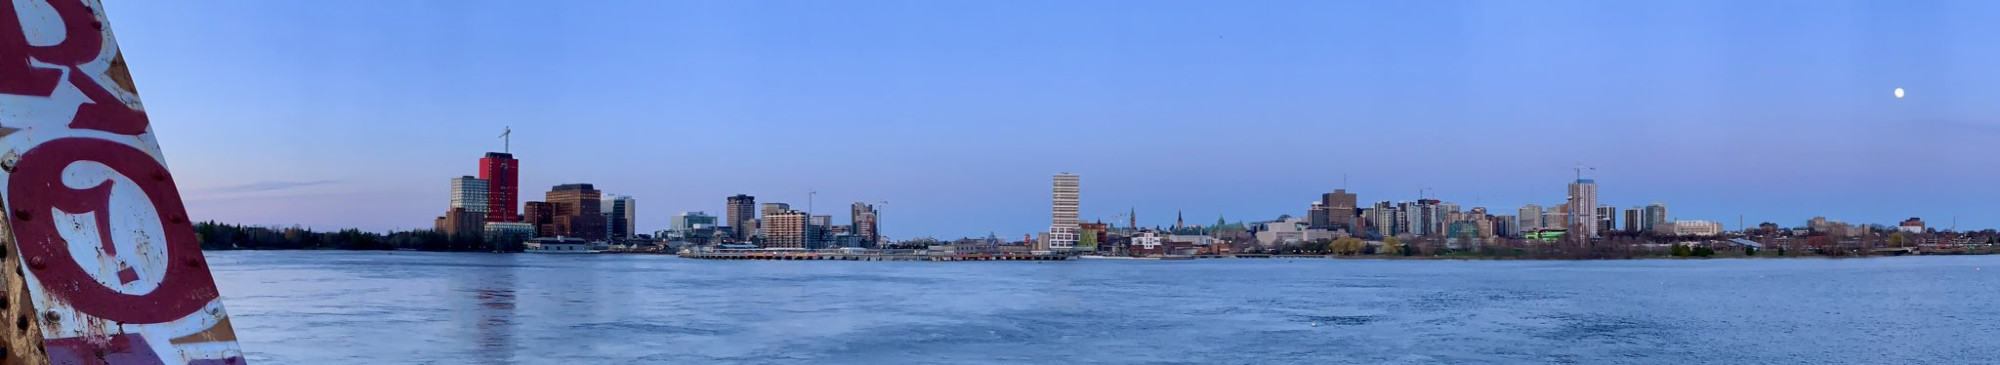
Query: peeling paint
xmin=0 ymin=1 xmax=245 ymax=363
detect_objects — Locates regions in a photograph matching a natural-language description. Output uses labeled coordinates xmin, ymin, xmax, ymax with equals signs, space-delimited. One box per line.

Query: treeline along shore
xmin=195 ymin=221 xmax=526 ymax=252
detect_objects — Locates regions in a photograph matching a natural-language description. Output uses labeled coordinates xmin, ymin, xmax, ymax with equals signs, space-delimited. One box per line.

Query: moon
xmin=1894 ymin=88 xmax=1905 ymax=99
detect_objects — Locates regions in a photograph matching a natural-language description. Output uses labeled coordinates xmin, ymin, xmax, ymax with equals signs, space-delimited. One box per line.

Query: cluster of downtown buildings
xmin=434 ymin=152 xmax=635 ymax=243
xmin=433 ymin=151 xmax=881 ymax=248
xmin=1035 ymin=173 xmax=1737 ymax=254
xmin=427 ymin=149 xmax=1949 ymax=254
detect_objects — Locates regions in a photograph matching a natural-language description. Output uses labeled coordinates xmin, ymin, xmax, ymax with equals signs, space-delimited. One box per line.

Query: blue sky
xmin=106 ymin=0 xmax=2000 ymax=238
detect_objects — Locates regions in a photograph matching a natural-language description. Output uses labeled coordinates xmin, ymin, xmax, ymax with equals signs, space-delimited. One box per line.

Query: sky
xmin=102 ymin=0 xmax=2000 ymax=239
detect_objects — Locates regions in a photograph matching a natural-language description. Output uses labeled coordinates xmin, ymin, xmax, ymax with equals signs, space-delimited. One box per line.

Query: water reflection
xmin=461 ymin=255 xmax=518 ymax=364
xmin=207 ymin=252 xmax=2000 ymax=364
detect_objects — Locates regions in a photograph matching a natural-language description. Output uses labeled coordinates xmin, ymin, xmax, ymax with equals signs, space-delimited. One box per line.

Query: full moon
xmin=1895 ymin=88 xmax=1906 ymax=99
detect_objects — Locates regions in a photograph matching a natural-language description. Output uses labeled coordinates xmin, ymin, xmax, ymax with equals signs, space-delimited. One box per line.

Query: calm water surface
xmin=205 ymin=251 xmax=2000 ymax=364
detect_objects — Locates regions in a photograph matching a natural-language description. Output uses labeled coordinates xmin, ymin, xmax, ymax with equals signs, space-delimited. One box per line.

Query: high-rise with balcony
xmin=479 ymin=152 xmax=519 ymax=223
xmin=1568 ymin=179 xmax=1599 ymax=237
xmin=1049 ymin=173 xmax=1080 ymax=251
xmin=761 ymin=209 xmax=809 ymax=249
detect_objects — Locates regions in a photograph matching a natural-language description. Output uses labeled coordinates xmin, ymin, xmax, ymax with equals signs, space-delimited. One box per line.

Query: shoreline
xmin=200 ymin=248 xmax=1999 ymax=261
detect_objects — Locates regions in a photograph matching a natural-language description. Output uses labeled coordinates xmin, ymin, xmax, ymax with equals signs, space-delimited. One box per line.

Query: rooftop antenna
xmin=499 ymin=126 xmax=512 ymax=153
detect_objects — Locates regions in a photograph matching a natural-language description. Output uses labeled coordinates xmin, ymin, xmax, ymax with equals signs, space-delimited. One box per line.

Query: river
xmin=204 ymin=251 xmax=2000 ymax=364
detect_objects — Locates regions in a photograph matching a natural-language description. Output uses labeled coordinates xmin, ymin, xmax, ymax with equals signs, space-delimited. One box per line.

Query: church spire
xmin=1176 ymin=210 xmax=1184 ymax=230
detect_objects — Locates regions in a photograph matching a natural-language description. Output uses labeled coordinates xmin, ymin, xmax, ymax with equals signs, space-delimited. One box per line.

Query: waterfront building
xmin=727 ymin=195 xmax=757 ymax=241
xmin=1308 ymin=202 xmax=1329 ymax=229
xmin=1401 ymin=199 xmax=1441 ymax=236
xmin=659 ymin=226 xmax=725 ymax=246
xmin=1078 ymin=222 xmax=1107 ymax=252
xmin=545 ymin=184 xmax=606 ymax=240
xmin=450 ymin=176 xmax=490 ymax=216
xmin=1900 ymin=217 xmax=1926 ymax=233
xmin=1495 ymin=214 xmax=1519 ymax=237
xmin=809 ymin=215 xmax=832 ymax=248
xmin=523 ymin=201 xmax=552 ymax=237
xmin=1447 ymin=221 xmax=1483 ymax=240
xmin=1596 ymin=205 xmax=1617 ymax=235
xmin=1049 ymin=173 xmax=1080 ymax=251
xmin=524 ymin=237 xmax=592 ymax=253
xmin=1254 ymin=217 xmax=1325 ymax=246
xmin=1319 ymin=189 xmax=1359 ymax=231
xmin=671 ymin=211 xmax=717 ymax=231
xmin=1469 ymin=207 xmax=1494 ymax=238
xmin=761 ymin=203 xmax=792 ymax=218
xmin=1662 ymin=220 xmax=1723 ymax=237
xmin=1544 ymin=210 xmax=1570 ymax=232
xmin=479 ymin=152 xmax=519 ymax=223
xmin=1623 ymin=207 xmax=1642 ymax=233
xmin=436 ymin=207 xmax=483 ymax=237
xmin=1644 ymin=203 xmax=1669 ymax=233
xmin=483 ymin=222 xmax=534 ymax=246
xmin=762 ymin=209 xmax=810 ymax=249
xmin=851 ymin=203 xmax=879 ymax=247
xmin=1371 ymin=202 xmax=1398 ymax=238
xmin=1131 ymin=231 xmax=1165 ymax=255
xmin=1351 ymin=209 xmax=1370 ymax=235
xmin=1568 ymin=179 xmax=1599 ymax=237
xmin=601 ymin=195 xmax=636 ymax=239
xmin=1518 ymin=204 xmax=1543 ymax=231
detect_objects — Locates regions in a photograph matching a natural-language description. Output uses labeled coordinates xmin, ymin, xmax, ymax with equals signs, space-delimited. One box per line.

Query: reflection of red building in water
xmin=480 ymin=152 xmax=519 ymax=222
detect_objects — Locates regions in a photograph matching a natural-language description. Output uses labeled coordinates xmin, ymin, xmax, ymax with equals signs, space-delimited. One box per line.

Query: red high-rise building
xmin=479 ymin=152 xmax=519 ymax=222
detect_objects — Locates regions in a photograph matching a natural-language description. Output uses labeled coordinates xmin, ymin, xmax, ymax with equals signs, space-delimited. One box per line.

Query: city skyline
xmin=104 ymin=1 xmax=2000 ymax=238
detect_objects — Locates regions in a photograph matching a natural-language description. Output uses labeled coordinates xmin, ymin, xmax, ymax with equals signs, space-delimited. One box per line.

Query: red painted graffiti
xmin=0 ymin=0 xmax=148 ymax=135
xmin=7 ymin=137 xmax=216 ymax=324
